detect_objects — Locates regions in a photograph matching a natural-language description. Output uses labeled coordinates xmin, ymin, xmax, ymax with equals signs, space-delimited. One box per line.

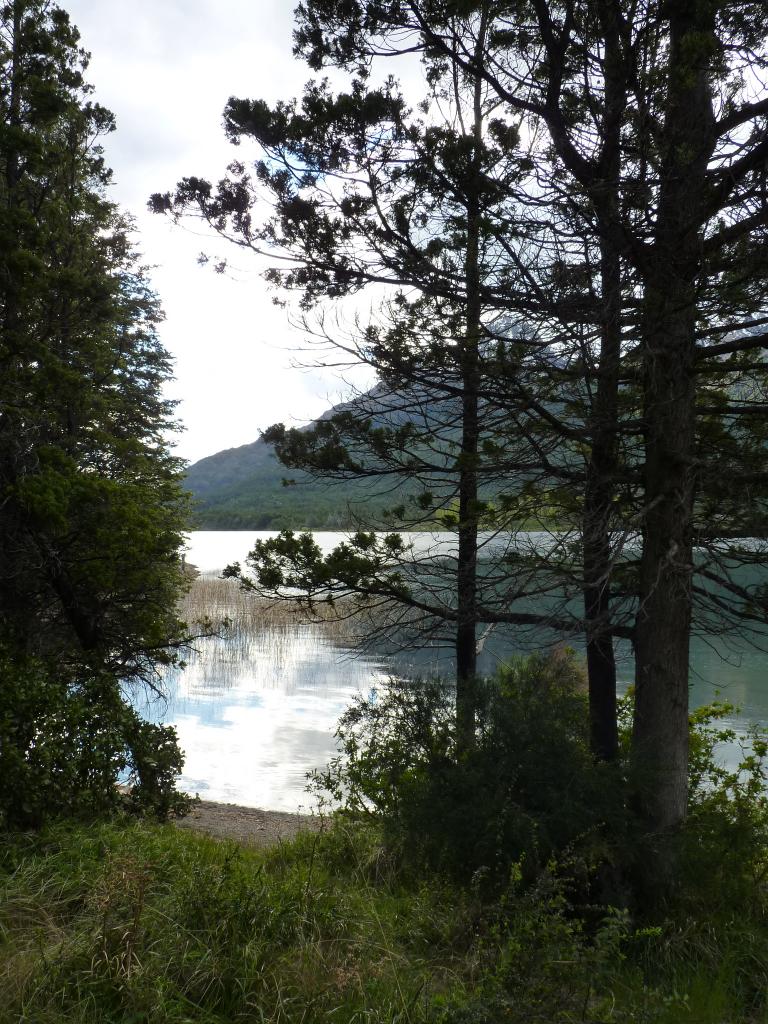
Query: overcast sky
xmin=64 ymin=0 xmax=366 ymax=464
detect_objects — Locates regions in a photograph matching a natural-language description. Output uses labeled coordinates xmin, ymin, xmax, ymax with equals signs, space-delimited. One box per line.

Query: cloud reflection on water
xmin=164 ymin=533 xmax=768 ymax=810
xmin=164 ymin=626 xmax=387 ymax=811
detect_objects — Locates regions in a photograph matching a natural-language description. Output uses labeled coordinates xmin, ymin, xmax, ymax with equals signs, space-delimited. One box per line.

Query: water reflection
xmin=158 ymin=532 xmax=768 ymax=810
xmin=162 ymin=624 xmax=387 ymax=811
xmin=160 ymin=622 xmax=767 ymax=811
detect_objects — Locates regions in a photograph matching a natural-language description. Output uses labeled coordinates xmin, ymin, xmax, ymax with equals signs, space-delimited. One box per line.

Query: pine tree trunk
xmin=582 ymin=1 xmax=623 ymax=762
xmin=455 ymin=328 xmax=479 ymax=750
xmin=454 ymin=15 xmax=486 ymax=753
xmin=631 ymin=0 xmax=716 ymax=848
xmin=632 ymin=275 xmax=696 ymax=835
xmin=582 ymin=236 xmax=620 ymax=762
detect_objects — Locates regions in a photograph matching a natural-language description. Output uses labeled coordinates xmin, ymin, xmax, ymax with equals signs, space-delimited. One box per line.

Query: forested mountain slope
xmin=185 ymin=433 xmax=380 ymax=529
xmin=184 ymin=389 xmax=416 ymax=529
xmin=184 ymin=379 xmax=556 ymax=531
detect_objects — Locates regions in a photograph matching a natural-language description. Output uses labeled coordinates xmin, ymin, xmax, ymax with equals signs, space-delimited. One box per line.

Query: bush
xmin=314 ymin=652 xmax=768 ymax=915
xmin=306 ymin=657 xmax=768 ymax=1018
xmin=681 ymin=702 xmax=768 ymax=911
xmin=0 ymin=649 xmax=190 ymax=829
xmin=313 ymin=650 xmax=627 ymax=889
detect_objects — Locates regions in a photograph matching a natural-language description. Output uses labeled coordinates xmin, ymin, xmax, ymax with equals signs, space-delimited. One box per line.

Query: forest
xmin=2 ymin=1 xmax=768 ymax=1022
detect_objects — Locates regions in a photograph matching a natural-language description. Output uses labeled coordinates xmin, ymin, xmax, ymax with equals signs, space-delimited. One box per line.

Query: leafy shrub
xmin=676 ymin=700 xmax=768 ymax=963
xmin=685 ymin=703 xmax=768 ymax=875
xmin=0 ymin=649 xmax=189 ymax=829
xmin=313 ymin=650 xmax=627 ymax=888
xmin=314 ymin=652 xmax=768 ymax=917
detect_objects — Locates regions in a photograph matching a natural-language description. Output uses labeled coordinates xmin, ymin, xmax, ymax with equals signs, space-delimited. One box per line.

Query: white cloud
xmin=65 ymin=0 xmax=348 ymax=462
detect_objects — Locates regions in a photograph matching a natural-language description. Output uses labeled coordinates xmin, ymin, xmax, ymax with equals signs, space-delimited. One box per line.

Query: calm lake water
xmin=152 ymin=531 xmax=767 ymax=811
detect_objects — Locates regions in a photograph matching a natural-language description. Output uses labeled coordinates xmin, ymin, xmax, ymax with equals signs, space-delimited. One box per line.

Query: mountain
xmin=184 ymin=433 xmax=379 ymax=530
xmin=183 ymin=381 xmax=533 ymax=531
xmin=184 ymin=388 xmax=422 ymax=530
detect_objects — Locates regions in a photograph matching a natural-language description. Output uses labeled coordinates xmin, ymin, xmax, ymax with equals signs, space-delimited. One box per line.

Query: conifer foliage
xmin=0 ymin=1 xmax=190 ymax=827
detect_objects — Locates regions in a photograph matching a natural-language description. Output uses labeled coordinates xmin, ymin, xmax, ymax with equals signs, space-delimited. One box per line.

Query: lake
xmin=151 ymin=531 xmax=767 ymax=811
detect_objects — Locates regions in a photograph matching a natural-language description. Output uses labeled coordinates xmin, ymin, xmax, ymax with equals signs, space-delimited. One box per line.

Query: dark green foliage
xmin=0 ymin=676 xmax=765 ymax=1019
xmin=0 ymin=2 xmax=190 ymax=826
xmin=0 ymin=650 xmax=189 ymax=829
xmin=184 ymin=429 xmax=404 ymax=530
xmin=314 ymin=652 xmax=768 ymax=913
xmin=313 ymin=651 xmax=627 ymax=887
xmin=681 ymin=702 xmax=768 ymax=916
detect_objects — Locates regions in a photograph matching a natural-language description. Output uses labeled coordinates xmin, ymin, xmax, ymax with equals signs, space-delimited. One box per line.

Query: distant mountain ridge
xmin=184 ymin=434 xmax=371 ymax=530
xmin=184 ymin=380 xmax=533 ymax=530
xmin=184 ymin=388 xmax=419 ymax=530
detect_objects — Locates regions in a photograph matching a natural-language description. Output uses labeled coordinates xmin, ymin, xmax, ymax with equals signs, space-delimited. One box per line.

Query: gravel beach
xmin=174 ymin=800 xmax=324 ymax=847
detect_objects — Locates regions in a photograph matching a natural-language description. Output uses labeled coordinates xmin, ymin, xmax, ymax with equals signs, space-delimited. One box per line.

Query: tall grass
xmin=180 ymin=575 xmax=369 ymax=647
xmin=2 ymin=818 xmax=765 ymax=1024
xmin=0 ymin=820 xmax=476 ymax=1024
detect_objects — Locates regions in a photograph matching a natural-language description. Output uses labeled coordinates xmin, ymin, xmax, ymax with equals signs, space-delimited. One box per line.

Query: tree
xmin=286 ymin=0 xmax=768 ymax=853
xmin=153 ymin=2 xmax=643 ymax=766
xmin=0 ymin=0 xmax=190 ymax=826
xmin=156 ymin=0 xmax=768 ymax=864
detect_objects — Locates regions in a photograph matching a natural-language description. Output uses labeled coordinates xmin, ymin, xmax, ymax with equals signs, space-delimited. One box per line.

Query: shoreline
xmin=174 ymin=799 xmax=324 ymax=847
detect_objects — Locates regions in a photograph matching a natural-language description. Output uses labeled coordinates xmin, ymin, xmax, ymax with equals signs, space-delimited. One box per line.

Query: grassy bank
xmin=1 ymin=816 xmax=766 ymax=1024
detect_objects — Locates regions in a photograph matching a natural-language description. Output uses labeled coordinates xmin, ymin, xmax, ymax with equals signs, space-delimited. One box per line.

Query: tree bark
xmin=454 ymin=17 xmax=485 ymax=752
xmin=582 ymin=0 xmax=624 ymax=762
xmin=583 ymin=232 xmax=621 ymax=762
xmin=631 ymin=0 xmax=716 ymax=839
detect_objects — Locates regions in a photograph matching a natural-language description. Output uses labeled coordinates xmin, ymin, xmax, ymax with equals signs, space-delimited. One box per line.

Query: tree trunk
xmin=632 ymin=274 xmax=696 ymax=834
xmin=631 ymin=0 xmax=716 ymax=843
xmin=583 ymin=234 xmax=621 ymax=762
xmin=582 ymin=0 xmax=624 ymax=762
xmin=0 ymin=3 xmax=25 ymax=633
xmin=455 ymin=25 xmax=485 ymax=753
xmin=456 ymin=393 xmax=479 ymax=751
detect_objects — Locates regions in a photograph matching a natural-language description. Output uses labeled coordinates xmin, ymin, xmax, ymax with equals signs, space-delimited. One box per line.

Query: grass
xmin=1 ymin=817 xmax=767 ymax=1024
xmin=0 ymin=819 xmax=474 ymax=1024
xmin=181 ymin=575 xmax=370 ymax=646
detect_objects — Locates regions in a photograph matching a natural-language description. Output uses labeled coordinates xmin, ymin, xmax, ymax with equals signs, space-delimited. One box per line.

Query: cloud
xmin=64 ymin=0 xmax=338 ymax=462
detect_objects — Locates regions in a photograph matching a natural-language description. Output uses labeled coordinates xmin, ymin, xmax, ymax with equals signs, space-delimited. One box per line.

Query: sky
xmin=64 ymin=0 xmax=368 ymax=465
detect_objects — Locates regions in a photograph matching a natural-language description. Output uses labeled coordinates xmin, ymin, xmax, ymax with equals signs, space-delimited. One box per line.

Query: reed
xmin=180 ymin=575 xmax=370 ymax=647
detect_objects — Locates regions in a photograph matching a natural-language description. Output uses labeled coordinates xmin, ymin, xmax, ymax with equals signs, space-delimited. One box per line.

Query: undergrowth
xmin=1 ymin=652 xmax=766 ymax=1022
xmin=0 ymin=812 xmax=766 ymax=1023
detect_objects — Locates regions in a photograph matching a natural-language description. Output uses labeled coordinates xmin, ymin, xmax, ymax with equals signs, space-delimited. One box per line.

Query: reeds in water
xmin=179 ymin=575 xmax=366 ymax=648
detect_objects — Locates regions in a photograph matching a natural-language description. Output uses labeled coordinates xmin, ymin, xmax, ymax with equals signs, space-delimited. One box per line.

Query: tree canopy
xmin=155 ymin=0 xmax=768 ymax=886
xmin=0 ymin=0 xmax=190 ymax=826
